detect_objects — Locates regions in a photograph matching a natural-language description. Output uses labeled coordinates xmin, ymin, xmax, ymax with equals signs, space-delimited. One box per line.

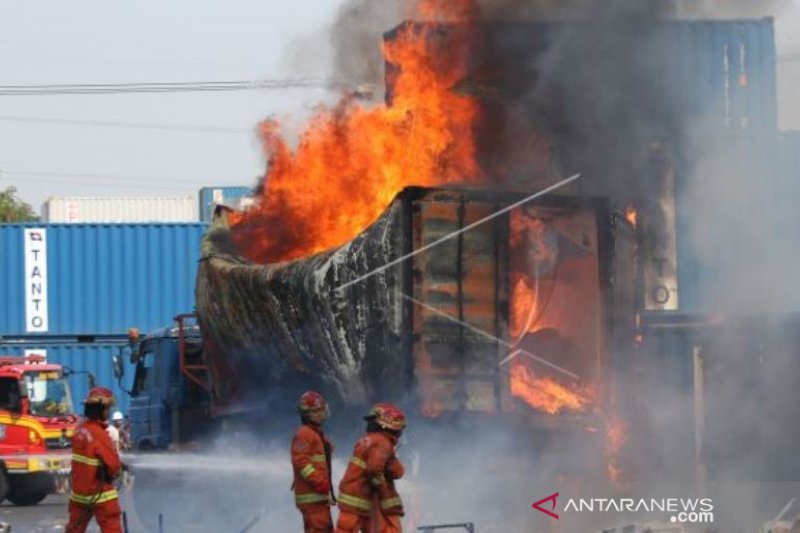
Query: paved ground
xmin=0 ymin=494 xmax=145 ymax=533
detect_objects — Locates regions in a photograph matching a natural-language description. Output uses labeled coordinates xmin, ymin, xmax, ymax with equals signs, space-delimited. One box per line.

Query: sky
xmin=0 ymin=0 xmax=798 ymax=212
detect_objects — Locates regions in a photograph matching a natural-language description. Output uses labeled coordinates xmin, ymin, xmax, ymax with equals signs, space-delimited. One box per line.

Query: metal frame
xmin=175 ymin=313 xmax=211 ymax=392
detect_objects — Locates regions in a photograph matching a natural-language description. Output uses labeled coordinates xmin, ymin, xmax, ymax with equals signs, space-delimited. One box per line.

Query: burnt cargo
xmin=196 ymin=187 xmax=635 ymax=415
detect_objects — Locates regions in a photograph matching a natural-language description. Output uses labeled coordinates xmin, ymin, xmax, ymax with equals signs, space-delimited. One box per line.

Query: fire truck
xmin=0 ymin=354 xmax=77 ymax=505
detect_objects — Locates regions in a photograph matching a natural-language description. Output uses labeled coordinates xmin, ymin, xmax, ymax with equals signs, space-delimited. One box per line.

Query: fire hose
xmin=417 ymin=523 xmax=475 ymax=533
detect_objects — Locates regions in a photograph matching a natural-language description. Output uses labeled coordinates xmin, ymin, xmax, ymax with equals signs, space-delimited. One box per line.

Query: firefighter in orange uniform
xmin=66 ymin=387 xmax=124 ymax=533
xmin=334 ymin=403 xmax=406 ymax=533
xmin=292 ymin=391 xmax=336 ymax=533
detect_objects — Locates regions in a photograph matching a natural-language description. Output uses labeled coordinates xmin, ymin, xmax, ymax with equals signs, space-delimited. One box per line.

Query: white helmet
xmin=111 ymin=411 xmax=124 ymax=421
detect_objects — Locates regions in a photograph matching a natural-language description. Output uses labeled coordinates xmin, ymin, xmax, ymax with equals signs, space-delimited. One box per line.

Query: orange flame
xmin=605 ymin=415 xmax=629 ymax=486
xmin=231 ymin=0 xmax=483 ymax=263
xmin=509 ymin=360 xmax=592 ymax=415
xmin=509 ymin=214 xmax=557 ymax=339
xmin=625 ymin=205 xmax=637 ymax=229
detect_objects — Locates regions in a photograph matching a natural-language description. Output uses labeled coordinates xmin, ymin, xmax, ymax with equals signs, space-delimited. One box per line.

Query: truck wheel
xmin=7 ymin=473 xmax=54 ymax=506
xmin=0 ymin=467 xmax=8 ymax=503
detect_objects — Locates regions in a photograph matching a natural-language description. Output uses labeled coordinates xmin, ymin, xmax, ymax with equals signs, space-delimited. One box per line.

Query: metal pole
xmin=693 ymin=346 xmax=707 ymax=499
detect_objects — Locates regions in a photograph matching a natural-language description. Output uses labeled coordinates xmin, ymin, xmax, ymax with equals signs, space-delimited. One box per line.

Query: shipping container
xmin=198 ymin=186 xmax=253 ymax=222
xmin=197 ymin=187 xmax=636 ymax=418
xmin=0 ymin=223 xmax=207 ymax=337
xmin=639 ymin=311 xmax=800 ymax=481
xmin=0 ymin=342 xmax=131 ymax=414
xmin=673 ymin=131 xmax=800 ymax=313
xmin=386 ymin=19 xmax=776 ymax=131
xmin=384 ymin=18 xmax=778 ymax=199
xmin=42 ymin=195 xmax=197 ymax=223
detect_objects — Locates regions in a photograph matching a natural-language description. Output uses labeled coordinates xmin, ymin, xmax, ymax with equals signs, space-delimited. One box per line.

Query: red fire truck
xmin=0 ymin=354 xmax=78 ymax=505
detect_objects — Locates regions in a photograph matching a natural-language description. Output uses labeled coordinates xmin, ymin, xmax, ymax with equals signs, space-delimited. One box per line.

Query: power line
xmin=0 ymin=115 xmax=250 ymax=134
xmin=0 ymin=78 xmax=342 ymax=96
xmin=1 ymin=169 xmax=256 ymax=186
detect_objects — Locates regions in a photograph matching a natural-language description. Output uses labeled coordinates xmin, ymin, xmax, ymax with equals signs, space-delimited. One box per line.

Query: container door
xmin=411 ymin=190 xmax=507 ymax=415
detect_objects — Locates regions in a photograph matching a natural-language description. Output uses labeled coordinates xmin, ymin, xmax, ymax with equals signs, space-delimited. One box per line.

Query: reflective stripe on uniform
xmin=349 ymin=456 xmax=367 ymax=469
xmin=295 ymin=492 xmax=330 ymax=505
xmin=71 ymin=454 xmax=100 ymax=466
xmin=370 ymin=474 xmax=385 ymax=486
xmin=69 ymin=489 xmax=119 ymax=505
xmin=300 ymin=464 xmax=316 ymax=479
xmin=309 ymin=454 xmax=326 ymax=462
xmin=381 ymin=497 xmax=403 ymax=510
xmin=338 ymin=492 xmax=371 ymax=511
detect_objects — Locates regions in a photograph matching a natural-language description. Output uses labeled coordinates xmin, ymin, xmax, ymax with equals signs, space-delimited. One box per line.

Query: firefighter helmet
xmin=298 ymin=391 xmax=327 ymax=413
xmin=365 ymin=402 xmax=407 ymax=431
xmin=83 ymin=387 xmax=116 ymax=407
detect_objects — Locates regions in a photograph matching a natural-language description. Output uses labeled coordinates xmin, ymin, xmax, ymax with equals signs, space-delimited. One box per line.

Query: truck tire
xmin=0 ymin=467 xmax=8 ymax=503
xmin=7 ymin=473 xmax=54 ymax=506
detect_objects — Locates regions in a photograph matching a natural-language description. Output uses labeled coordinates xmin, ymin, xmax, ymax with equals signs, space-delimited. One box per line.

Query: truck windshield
xmin=25 ymin=371 xmax=74 ymax=416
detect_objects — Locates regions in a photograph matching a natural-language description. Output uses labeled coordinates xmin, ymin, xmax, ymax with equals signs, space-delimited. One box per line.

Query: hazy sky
xmin=0 ymin=0 xmax=798 ymax=212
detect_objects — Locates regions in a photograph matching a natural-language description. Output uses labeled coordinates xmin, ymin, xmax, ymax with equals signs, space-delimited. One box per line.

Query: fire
xmin=605 ymin=415 xmax=629 ymax=486
xmin=509 ymin=214 xmax=557 ymax=339
xmin=231 ymin=0 xmax=483 ymax=263
xmin=509 ymin=359 xmax=591 ymax=415
xmin=625 ymin=205 xmax=637 ymax=229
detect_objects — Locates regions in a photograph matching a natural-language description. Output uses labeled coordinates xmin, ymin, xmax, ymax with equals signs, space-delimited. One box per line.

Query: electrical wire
xmin=0 ymin=115 xmax=250 ymax=134
xmin=0 ymin=169 xmax=254 ymax=191
xmin=2 ymin=169 xmax=230 ymax=184
xmin=0 ymin=78 xmax=343 ymax=96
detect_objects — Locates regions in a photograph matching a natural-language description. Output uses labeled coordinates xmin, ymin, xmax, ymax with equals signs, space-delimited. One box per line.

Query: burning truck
xmin=197 ymin=186 xmax=635 ymax=421
xmin=119 ymin=187 xmax=635 ymax=446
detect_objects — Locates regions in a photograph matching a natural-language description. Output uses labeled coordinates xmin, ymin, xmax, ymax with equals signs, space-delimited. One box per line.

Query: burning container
xmin=197 ymin=186 xmax=635 ymax=418
xmin=385 ymin=18 xmax=777 ymax=193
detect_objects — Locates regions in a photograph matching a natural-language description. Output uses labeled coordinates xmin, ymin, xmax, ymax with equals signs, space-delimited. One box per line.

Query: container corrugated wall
xmin=668 ymin=19 xmax=777 ymax=131
xmin=385 ymin=18 xmax=777 ymax=132
xmin=198 ymin=186 xmax=253 ymax=222
xmin=42 ymin=196 xmax=198 ymax=223
xmin=0 ymin=223 xmax=207 ymax=337
xmin=676 ymin=131 xmax=800 ymax=312
xmin=0 ymin=343 xmax=131 ymax=414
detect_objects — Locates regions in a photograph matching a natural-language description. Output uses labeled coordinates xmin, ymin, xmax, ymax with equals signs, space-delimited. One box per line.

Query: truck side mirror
xmin=112 ymin=353 xmax=125 ymax=379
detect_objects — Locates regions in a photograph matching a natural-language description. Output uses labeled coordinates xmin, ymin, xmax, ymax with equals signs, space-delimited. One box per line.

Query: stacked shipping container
xmin=0 ymin=223 xmax=208 ymax=412
xmin=42 ymin=196 xmax=197 ymax=223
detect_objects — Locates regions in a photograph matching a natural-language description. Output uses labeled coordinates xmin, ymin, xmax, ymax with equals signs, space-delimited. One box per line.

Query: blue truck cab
xmin=115 ymin=314 xmax=212 ymax=450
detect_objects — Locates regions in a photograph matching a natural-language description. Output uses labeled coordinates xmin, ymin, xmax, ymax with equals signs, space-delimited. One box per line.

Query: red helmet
xmin=365 ymin=402 xmax=406 ymax=431
xmin=83 ymin=387 xmax=116 ymax=407
xmin=298 ymin=391 xmax=327 ymax=413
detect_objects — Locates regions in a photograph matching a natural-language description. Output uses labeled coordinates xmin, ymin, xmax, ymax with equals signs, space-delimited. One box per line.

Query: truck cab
xmin=0 ymin=354 xmax=78 ymax=505
xmin=116 ymin=314 xmax=212 ymax=450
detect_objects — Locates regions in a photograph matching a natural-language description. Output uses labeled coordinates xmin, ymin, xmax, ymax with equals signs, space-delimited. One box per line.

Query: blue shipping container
xmin=676 ymin=131 xmax=800 ymax=312
xmin=0 ymin=342 xmax=131 ymax=414
xmin=386 ymin=18 xmax=777 ymax=131
xmin=198 ymin=186 xmax=253 ymax=222
xmin=0 ymin=223 xmax=207 ymax=337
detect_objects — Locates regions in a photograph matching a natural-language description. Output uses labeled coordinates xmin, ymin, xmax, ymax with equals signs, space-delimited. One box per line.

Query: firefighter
xmin=292 ymin=391 xmax=335 ymax=533
xmin=334 ymin=403 xmax=406 ymax=533
xmin=66 ymin=387 xmax=124 ymax=533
